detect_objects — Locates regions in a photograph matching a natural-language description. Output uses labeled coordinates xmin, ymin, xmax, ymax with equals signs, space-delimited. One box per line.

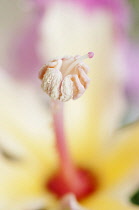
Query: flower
xmin=0 ymin=63 xmax=139 ymax=209
xmin=1 ymin=0 xmax=139 ymax=209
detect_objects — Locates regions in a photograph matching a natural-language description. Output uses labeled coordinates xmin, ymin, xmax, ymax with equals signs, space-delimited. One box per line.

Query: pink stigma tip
xmin=88 ymin=52 xmax=94 ymax=58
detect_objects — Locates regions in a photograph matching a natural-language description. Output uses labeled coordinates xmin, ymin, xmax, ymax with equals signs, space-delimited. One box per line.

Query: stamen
xmin=66 ymin=52 xmax=94 ymax=75
xmin=39 ymin=52 xmax=98 ymax=199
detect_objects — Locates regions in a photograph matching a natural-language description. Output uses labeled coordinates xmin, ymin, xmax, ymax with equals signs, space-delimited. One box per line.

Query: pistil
xmin=39 ymin=52 xmax=98 ymax=199
xmin=47 ymin=100 xmax=97 ymax=200
xmin=65 ymin=52 xmax=94 ymax=75
xmin=52 ymin=101 xmax=72 ymax=172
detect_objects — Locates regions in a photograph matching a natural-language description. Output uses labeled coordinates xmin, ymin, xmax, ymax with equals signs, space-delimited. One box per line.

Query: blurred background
xmin=0 ymin=0 xmax=139 ymax=209
xmin=0 ymin=0 xmax=139 ymax=125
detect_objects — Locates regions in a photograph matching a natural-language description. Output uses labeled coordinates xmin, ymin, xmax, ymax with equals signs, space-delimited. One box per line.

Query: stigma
xmin=39 ymin=52 xmax=94 ymax=102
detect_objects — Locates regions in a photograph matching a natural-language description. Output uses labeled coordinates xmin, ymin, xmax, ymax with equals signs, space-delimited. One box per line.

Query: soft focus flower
xmin=5 ymin=0 xmax=48 ymax=80
xmin=0 ymin=64 xmax=139 ymax=209
xmin=1 ymin=0 xmax=139 ymax=209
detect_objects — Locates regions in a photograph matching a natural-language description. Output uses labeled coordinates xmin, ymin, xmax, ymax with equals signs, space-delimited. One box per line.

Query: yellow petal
xmin=99 ymin=124 xmax=139 ymax=188
xmin=82 ymin=191 xmax=137 ymax=210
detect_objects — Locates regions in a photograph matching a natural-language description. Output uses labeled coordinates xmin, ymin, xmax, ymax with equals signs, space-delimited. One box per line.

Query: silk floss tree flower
xmin=1 ymin=0 xmax=139 ymax=209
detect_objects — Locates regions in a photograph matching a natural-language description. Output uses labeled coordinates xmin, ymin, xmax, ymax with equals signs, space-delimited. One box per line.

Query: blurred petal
xmin=82 ymin=191 xmax=137 ymax=210
xmin=0 ymin=68 xmax=57 ymax=207
xmin=7 ymin=0 xmax=129 ymax=81
xmin=66 ymin=0 xmax=129 ymax=30
xmin=125 ymin=45 xmax=139 ymax=101
xmin=99 ymin=124 xmax=139 ymax=188
xmin=7 ymin=0 xmax=48 ymax=80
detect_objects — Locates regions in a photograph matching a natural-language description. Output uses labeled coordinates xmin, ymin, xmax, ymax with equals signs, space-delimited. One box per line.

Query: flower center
xmin=47 ymin=167 xmax=98 ymax=200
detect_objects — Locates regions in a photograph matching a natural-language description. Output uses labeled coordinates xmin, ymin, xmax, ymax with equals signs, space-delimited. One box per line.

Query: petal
xmin=82 ymin=191 xmax=136 ymax=210
xmin=99 ymin=124 xmax=139 ymax=188
xmin=0 ymin=70 xmax=57 ymax=207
